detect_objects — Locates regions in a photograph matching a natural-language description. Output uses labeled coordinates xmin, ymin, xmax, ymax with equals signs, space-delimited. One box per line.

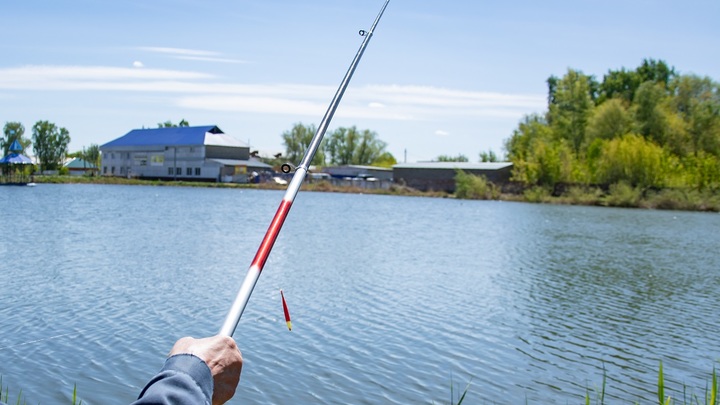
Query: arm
xmin=132 ymin=335 xmax=242 ymax=405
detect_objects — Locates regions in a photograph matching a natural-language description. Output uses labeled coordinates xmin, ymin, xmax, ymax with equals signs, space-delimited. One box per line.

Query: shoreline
xmin=29 ymin=175 xmax=720 ymax=213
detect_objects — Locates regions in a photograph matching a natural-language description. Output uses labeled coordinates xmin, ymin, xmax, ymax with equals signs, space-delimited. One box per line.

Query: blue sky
xmin=1 ymin=0 xmax=718 ymax=163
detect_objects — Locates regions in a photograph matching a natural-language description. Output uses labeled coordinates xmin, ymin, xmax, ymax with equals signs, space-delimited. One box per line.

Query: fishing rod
xmin=220 ymin=0 xmax=391 ymax=337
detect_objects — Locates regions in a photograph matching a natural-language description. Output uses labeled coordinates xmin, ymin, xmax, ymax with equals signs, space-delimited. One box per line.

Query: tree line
xmin=0 ymin=121 xmax=94 ymax=171
xmin=505 ymin=59 xmax=720 ymax=191
xmin=281 ymin=123 xmax=397 ymax=167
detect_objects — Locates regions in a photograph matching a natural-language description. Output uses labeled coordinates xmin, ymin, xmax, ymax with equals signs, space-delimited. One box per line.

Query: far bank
xmin=29 ymin=174 xmax=720 ymax=213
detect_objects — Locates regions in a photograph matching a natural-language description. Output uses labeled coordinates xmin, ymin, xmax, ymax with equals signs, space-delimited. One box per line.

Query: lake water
xmin=1 ymin=184 xmax=719 ymax=404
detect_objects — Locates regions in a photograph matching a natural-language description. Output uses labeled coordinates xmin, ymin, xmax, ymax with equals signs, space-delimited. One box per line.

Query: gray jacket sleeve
xmin=131 ymin=354 xmax=213 ymax=405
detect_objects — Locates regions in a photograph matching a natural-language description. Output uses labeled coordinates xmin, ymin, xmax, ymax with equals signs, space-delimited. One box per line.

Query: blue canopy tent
xmin=1 ymin=140 xmax=35 ymax=185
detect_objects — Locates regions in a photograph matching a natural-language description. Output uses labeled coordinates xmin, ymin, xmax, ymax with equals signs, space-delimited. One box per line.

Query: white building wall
xmin=101 ymin=145 xmax=218 ymax=180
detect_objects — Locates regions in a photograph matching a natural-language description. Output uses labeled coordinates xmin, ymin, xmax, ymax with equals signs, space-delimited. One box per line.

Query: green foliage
xmin=72 ymin=383 xmax=83 ymax=405
xmin=454 ymin=170 xmax=499 ymax=200
xmin=479 ymin=150 xmax=499 ymax=162
xmin=633 ymin=81 xmax=671 ymax=144
xmin=595 ymin=134 xmax=668 ymax=188
xmin=157 ymin=119 xmax=189 ymax=128
xmin=83 ymin=144 xmax=101 ymax=169
xmin=437 ymin=154 xmax=469 ymax=162
xmin=1 ymin=122 xmax=31 ymax=156
xmin=548 ymin=69 xmax=596 ymax=155
xmin=598 ymin=58 xmax=676 ymax=104
xmin=602 ymin=181 xmax=642 ymax=207
xmin=586 ymin=98 xmax=632 ymax=143
xmin=670 ymin=75 xmax=720 ymax=156
xmin=324 ymin=125 xmax=391 ymax=166
xmin=281 ymin=122 xmax=325 ymax=166
xmin=371 ymin=151 xmax=397 ymax=168
xmin=508 ymin=60 xmax=720 ymax=193
xmin=32 ymin=120 xmax=71 ymax=171
xmin=523 ymin=186 xmax=552 ymax=203
xmin=659 ymin=361 xmax=666 ymax=405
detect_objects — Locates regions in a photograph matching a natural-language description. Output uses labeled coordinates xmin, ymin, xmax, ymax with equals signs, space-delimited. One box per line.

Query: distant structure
xmin=392 ymin=162 xmax=513 ymax=192
xmin=100 ymin=125 xmax=272 ymax=182
xmin=0 ymin=139 xmax=34 ymax=185
xmin=323 ymin=165 xmax=393 ymax=181
xmin=64 ymin=158 xmax=98 ymax=176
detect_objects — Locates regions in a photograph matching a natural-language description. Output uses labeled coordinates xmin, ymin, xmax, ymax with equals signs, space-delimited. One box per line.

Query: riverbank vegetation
xmin=454 ymin=171 xmax=720 ymax=211
xmin=3 ymin=363 xmax=717 ymax=404
xmin=504 ymin=59 xmax=720 ymax=201
xmin=31 ymin=171 xmax=720 ymax=212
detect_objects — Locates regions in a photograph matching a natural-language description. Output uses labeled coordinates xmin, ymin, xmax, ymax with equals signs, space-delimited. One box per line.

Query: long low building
xmin=100 ymin=125 xmax=272 ymax=182
xmin=393 ymin=161 xmax=513 ymax=192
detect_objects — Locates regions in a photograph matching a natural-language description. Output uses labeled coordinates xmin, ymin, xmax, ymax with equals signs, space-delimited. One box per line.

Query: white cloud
xmin=0 ymin=65 xmax=545 ymax=121
xmin=137 ymin=47 xmax=220 ymax=57
xmin=133 ymin=61 xmax=144 ymax=68
xmin=137 ymin=47 xmax=247 ymax=64
xmin=435 ymin=130 xmax=450 ymax=137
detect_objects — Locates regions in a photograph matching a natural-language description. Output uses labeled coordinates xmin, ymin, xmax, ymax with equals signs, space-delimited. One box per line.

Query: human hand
xmin=170 ymin=335 xmax=243 ymax=405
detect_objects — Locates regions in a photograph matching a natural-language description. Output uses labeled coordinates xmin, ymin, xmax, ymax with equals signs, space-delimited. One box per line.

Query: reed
xmin=2 ymin=363 xmax=718 ymax=404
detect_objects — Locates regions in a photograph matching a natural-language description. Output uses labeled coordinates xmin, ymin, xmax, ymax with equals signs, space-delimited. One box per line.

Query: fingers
xmin=170 ymin=335 xmax=243 ymax=405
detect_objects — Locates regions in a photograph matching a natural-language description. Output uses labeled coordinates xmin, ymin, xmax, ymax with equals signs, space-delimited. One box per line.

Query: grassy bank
xmin=453 ymin=171 xmax=720 ymax=212
xmin=31 ymin=174 xmax=720 ymax=212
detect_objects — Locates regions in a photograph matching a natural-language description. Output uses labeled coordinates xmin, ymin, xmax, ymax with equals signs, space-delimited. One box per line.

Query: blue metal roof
xmin=101 ymin=125 xmax=223 ymax=148
xmin=9 ymin=140 xmax=23 ymax=152
xmin=0 ymin=152 xmax=33 ymax=164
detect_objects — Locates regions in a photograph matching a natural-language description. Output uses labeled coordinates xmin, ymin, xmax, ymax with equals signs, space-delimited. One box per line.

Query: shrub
xmin=559 ymin=186 xmax=604 ymax=205
xmin=454 ymin=170 xmax=499 ymax=200
xmin=523 ymin=186 xmax=552 ymax=203
xmin=603 ymin=181 xmax=642 ymax=207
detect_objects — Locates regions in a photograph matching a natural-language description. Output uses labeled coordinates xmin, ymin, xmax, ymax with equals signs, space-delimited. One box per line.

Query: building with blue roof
xmin=100 ymin=125 xmax=272 ymax=182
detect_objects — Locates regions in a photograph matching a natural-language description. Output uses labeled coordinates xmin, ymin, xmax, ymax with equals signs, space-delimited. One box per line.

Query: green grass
xmin=0 ymin=378 xmax=82 ymax=405
xmin=580 ymin=362 xmax=719 ymax=405
xmin=3 ymin=364 xmax=720 ymax=404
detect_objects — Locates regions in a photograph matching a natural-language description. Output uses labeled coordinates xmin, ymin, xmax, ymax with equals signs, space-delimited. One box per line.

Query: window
xmin=176 ymin=167 xmax=181 ymax=175
xmin=111 ymin=166 xmax=115 ymax=174
xmin=168 ymin=167 xmax=174 ymax=175
xmin=195 ymin=168 xmax=201 ymax=176
xmin=187 ymin=167 xmax=192 ymax=176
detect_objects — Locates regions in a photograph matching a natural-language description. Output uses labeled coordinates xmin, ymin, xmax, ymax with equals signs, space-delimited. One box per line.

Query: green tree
xmin=598 ymin=68 xmax=639 ymax=104
xmin=436 ymin=154 xmax=469 ymax=162
xmin=595 ymin=134 xmax=668 ymax=188
xmin=158 ymin=119 xmax=189 ymax=128
xmin=548 ymin=69 xmax=596 ymax=156
xmin=505 ymin=114 xmax=552 ymax=161
xmin=324 ymin=126 xmax=389 ymax=165
xmin=598 ymin=59 xmax=675 ymax=104
xmin=479 ymin=150 xmax=499 ymax=162
xmin=636 ymin=58 xmax=676 ymax=89
xmin=281 ymin=123 xmax=325 ymax=166
xmin=371 ymin=151 xmax=397 ymax=168
xmin=586 ymin=98 xmax=632 ymax=142
xmin=32 ymin=120 xmax=71 ymax=171
xmin=83 ymin=144 xmax=101 ymax=168
xmin=2 ymin=122 xmax=30 ymax=156
xmin=670 ymin=75 xmax=720 ymax=156
xmin=633 ymin=81 xmax=671 ymax=144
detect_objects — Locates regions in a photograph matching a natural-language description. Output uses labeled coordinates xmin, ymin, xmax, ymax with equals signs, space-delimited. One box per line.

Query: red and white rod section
xmin=219 ymin=0 xmax=390 ymax=337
